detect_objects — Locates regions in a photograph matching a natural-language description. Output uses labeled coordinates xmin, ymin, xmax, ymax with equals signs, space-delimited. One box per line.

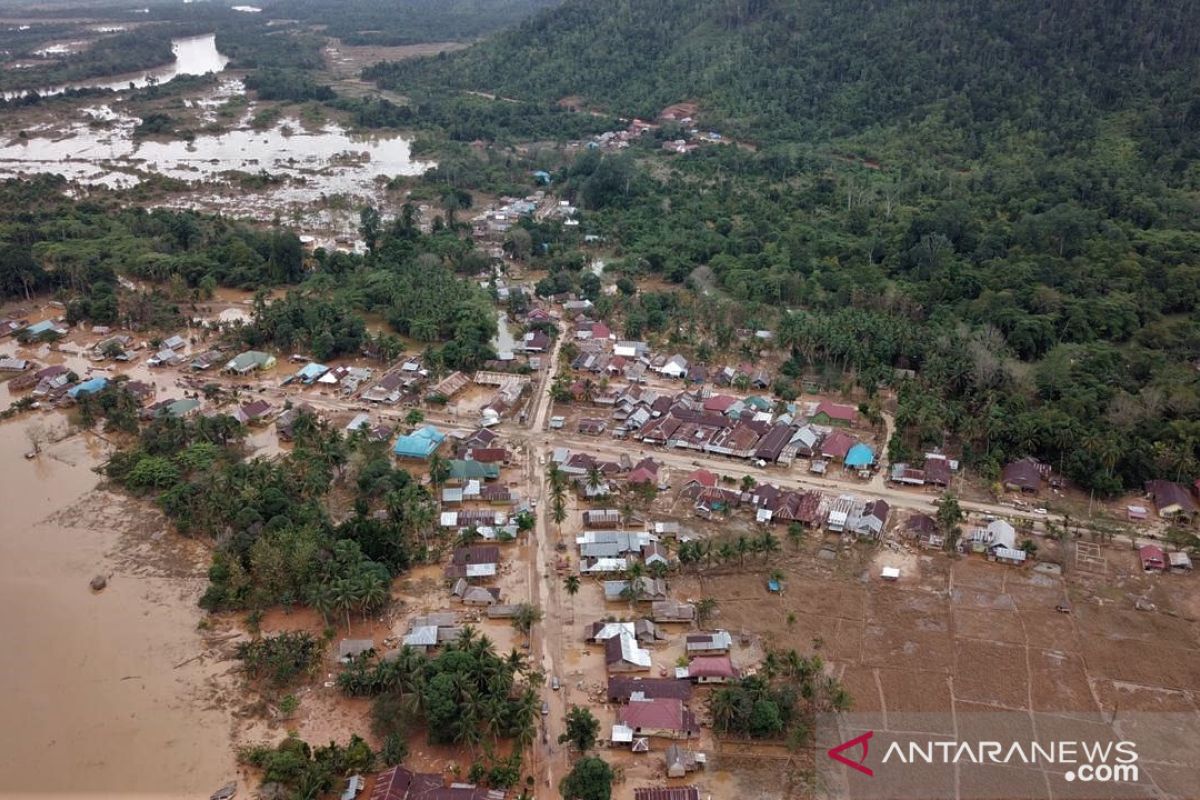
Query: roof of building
xmin=1145 ymin=480 xmax=1198 ymax=513
xmin=634 ymin=788 xmax=699 ymax=800
xmin=393 ymin=425 xmax=446 ymax=459
xmin=608 ymin=676 xmax=693 ymax=703
xmin=815 ymin=401 xmax=857 ymax=422
xmin=685 ymin=630 xmax=733 ymax=652
xmin=844 ymin=442 xmax=876 ymax=468
xmin=604 ymin=632 xmax=652 ymax=668
xmin=448 ymin=459 xmax=501 ymax=481
xmin=687 ymin=655 xmax=737 ymax=679
xmin=1002 ymin=458 xmax=1044 ymax=490
xmin=619 ymin=697 xmax=696 ymax=734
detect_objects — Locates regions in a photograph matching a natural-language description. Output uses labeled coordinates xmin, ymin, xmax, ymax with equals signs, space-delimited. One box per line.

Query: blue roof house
xmin=393 ymin=425 xmax=446 ymax=459
xmin=67 ymin=376 xmax=108 ymax=399
xmin=296 ymin=362 xmax=329 ymax=384
xmin=844 ymin=443 xmax=876 ymax=469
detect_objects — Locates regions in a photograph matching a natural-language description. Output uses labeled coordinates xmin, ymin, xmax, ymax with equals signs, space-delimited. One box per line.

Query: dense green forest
xmin=263 ymin=0 xmax=562 ymax=46
xmin=361 ymin=0 xmax=1200 ymax=497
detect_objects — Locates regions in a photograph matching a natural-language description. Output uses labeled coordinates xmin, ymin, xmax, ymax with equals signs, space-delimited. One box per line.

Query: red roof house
xmin=1139 ymin=545 xmax=1166 ymax=572
xmin=618 ymin=698 xmax=698 ymax=738
xmin=686 ymin=655 xmax=738 ymax=683
xmin=683 ymin=469 xmax=717 ymax=489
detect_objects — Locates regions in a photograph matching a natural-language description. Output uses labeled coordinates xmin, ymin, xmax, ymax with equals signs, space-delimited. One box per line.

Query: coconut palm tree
xmin=757 ymin=530 xmax=781 ymax=561
xmin=585 ymin=464 xmax=605 ymax=495
xmin=563 ymin=574 xmax=581 ymax=597
xmin=787 ymin=522 xmax=805 ymax=550
xmin=735 ymin=535 xmax=751 ymax=567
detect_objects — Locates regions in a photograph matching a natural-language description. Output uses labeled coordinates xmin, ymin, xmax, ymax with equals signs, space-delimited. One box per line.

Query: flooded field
xmin=1 ymin=34 xmax=230 ymax=100
xmin=0 ymin=417 xmax=239 ymax=799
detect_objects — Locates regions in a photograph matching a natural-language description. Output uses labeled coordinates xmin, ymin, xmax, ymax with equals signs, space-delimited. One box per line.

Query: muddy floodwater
xmin=0 ymin=417 xmax=237 ymax=798
xmin=1 ymin=34 xmax=230 ymax=100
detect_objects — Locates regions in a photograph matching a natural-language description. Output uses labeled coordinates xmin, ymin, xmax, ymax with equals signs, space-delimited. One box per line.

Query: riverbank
xmin=0 ymin=418 xmax=239 ymax=798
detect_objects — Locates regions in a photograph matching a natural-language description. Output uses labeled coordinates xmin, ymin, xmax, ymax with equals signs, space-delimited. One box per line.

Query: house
xmin=650 ymin=600 xmax=695 ymax=623
xmin=224 ymin=350 xmax=276 ymax=374
xmin=664 ymin=744 xmax=703 ymax=778
xmin=850 ymin=500 xmax=890 ymax=539
xmin=967 ymin=519 xmax=1017 ymax=552
xmin=819 ymin=430 xmax=858 ymax=462
xmin=295 ymin=362 xmax=329 ymax=384
xmin=682 ymin=655 xmax=738 ymax=684
xmin=604 ymin=578 xmax=668 ymax=603
xmin=448 ymin=459 xmax=501 ymax=482
xmin=607 ymin=676 xmax=692 ymax=704
xmin=464 ymin=447 xmax=510 ymax=465
xmin=658 ymin=355 xmax=689 ymax=379
xmin=789 ymin=425 xmax=824 ymax=458
xmin=0 ymin=357 xmax=29 ymax=372
xmin=392 ymin=425 xmax=446 ymax=459
xmin=460 ymin=586 xmax=501 ymax=606
xmin=681 ymin=469 xmax=717 ymax=491
xmin=825 ymin=495 xmax=857 ymax=532
xmin=276 ymin=404 xmax=316 ymax=441
xmin=685 ymin=630 xmax=732 ymax=655
xmin=237 ymin=399 xmax=274 ymax=424
xmin=905 ymin=514 xmax=938 ymax=539
xmin=1144 ymin=480 xmax=1198 ymax=520
xmin=444 ymin=545 xmax=500 ymax=580
xmin=578 ymin=418 xmax=607 ymax=435
xmin=924 ymin=456 xmax=953 ymax=487
xmin=618 ymin=697 xmax=697 ymax=739
xmin=23 ymin=319 xmax=67 ymax=339
xmin=1169 ymin=551 xmax=1193 ymax=573
xmin=634 ymin=789 xmax=699 ymax=800
xmin=583 ymin=509 xmax=623 ymax=527
xmin=338 ymin=639 xmax=375 ymax=662
xmin=402 ymin=625 xmax=439 ymax=651
xmin=122 ymin=380 xmax=155 ymax=405
xmin=641 ymin=541 xmax=670 ymax=567
xmin=811 ymin=401 xmax=857 ymax=427
xmin=161 ymin=334 xmax=187 ymax=351
xmin=520 ymin=330 xmax=550 ymax=352
xmin=844 ymin=443 xmax=876 ymax=470
xmin=190 ymin=350 xmax=223 ymax=371
xmin=614 ymin=341 xmax=648 ymax=358
xmin=1002 ymin=458 xmax=1045 ymax=493
xmin=1139 ymin=545 xmax=1166 ymax=573
xmin=582 ymin=557 xmax=630 ymax=574
xmin=362 ymin=371 xmax=405 ymax=404
xmin=605 ymin=632 xmax=653 ymax=672
xmin=67 ymin=376 xmax=108 ymax=399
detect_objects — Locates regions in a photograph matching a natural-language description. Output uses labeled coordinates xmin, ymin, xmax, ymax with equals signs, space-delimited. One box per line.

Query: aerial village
xmin=2 ymin=190 xmax=1198 ymax=800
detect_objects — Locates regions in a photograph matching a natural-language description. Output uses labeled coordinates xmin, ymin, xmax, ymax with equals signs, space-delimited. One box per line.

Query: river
xmin=2 ymin=33 xmax=230 ymax=101
xmin=0 ymin=412 xmax=238 ymax=797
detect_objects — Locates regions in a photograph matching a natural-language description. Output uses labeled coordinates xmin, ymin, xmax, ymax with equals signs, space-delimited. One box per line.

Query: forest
xmin=358 ymin=0 xmax=1200 ymax=497
xmin=262 ymin=0 xmax=562 ymax=46
xmin=0 ymin=26 xmax=177 ymax=93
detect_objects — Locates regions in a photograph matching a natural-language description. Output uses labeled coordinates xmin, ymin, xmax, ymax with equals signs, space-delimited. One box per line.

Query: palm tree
xmin=331 ymin=577 xmax=362 ymax=634
xmin=696 ymin=597 xmax=718 ymax=629
xmin=757 ymin=530 xmax=780 ymax=561
xmin=729 ymin=534 xmax=748 ymax=566
xmin=512 ymin=603 xmax=543 ymax=644
xmin=563 ymin=574 xmax=581 ymax=597
xmin=552 ymin=496 xmax=567 ymax=536
xmin=709 ymin=688 xmax=738 ymax=732
xmin=428 ymin=452 xmax=450 ymax=492
xmin=787 ymin=522 xmax=805 ymax=550
xmin=307 ymin=582 xmax=335 ymax=627
xmin=585 ymin=465 xmax=605 ymax=495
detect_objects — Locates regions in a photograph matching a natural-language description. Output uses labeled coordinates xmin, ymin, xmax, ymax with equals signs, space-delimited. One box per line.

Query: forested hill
xmin=369 ymin=0 xmax=1199 ymax=147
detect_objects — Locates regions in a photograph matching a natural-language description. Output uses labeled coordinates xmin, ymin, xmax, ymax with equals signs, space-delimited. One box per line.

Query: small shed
xmin=1168 ymin=551 xmax=1193 ymax=573
xmin=880 ymin=566 xmax=900 ymax=581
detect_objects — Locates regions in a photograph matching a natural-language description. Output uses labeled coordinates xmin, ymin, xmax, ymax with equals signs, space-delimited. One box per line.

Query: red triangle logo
xmin=828 ymin=730 xmax=875 ymax=777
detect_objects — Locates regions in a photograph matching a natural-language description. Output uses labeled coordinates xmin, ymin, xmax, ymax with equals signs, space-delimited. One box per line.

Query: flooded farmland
xmin=0 ymin=416 xmax=239 ymax=798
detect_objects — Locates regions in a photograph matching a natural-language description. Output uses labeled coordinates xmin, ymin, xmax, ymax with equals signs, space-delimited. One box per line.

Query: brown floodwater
xmin=0 ymin=415 xmax=238 ymax=798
